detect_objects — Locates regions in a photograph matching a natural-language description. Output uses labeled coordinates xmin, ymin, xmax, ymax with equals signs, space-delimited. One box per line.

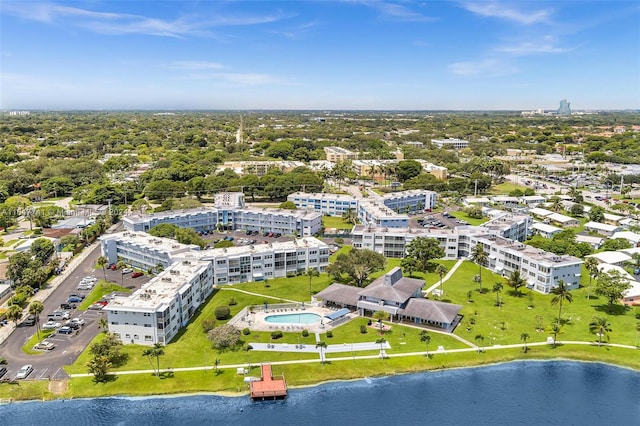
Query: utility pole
xmin=620 ymin=175 xmax=624 ymax=196
xmin=474 ymin=179 xmax=478 ymax=197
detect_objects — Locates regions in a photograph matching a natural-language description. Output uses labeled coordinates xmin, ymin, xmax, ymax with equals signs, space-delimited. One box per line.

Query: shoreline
xmin=4 ymin=355 xmax=639 ymax=404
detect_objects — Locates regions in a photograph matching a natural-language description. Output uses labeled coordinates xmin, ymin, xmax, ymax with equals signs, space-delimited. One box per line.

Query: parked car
xmin=58 ymin=326 xmax=73 ymax=335
xmin=122 ymin=268 xmax=133 ymax=274
xmin=68 ymin=293 xmax=85 ymax=300
xmin=274 ymin=233 xmax=282 ymax=238
xmin=48 ymin=310 xmax=70 ymax=321
xmin=70 ymin=317 xmax=85 ymax=326
xmin=23 ymin=315 xmax=36 ymax=327
xmin=15 ymin=364 xmax=33 ymax=380
xmin=42 ymin=321 xmax=61 ymax=330
xmin=132 ymin=271 xmax=144 ymax=278
xmin=64 ymin=321 xmax=80 ymax=330
xmin=60 ymin=303 xmax=76 ymax=311
xmin=82 ymin=276 xmax=98 ymax=282
xmin=68 ymin=296 xmax=83 ymax=304
xmin=33 ymin=341 xmax=56 ymax=350
xmin=110 ymin=263 xmax=117 ymax=270
xmin=77 ymin=283 xmax=94 ymax=290
xmin=267 ymin=232 xmax=274 ymax=237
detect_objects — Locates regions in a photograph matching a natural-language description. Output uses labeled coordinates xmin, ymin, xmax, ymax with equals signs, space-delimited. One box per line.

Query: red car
xmin=132 ymin=272 xmax=144 ymax=278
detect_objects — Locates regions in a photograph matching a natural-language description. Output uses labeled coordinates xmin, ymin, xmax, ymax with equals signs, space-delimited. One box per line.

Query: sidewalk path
xmin=218 ymin=287 xmax=299 ymax=304
xmin=424 ymin=259 xmax=464 ymax=295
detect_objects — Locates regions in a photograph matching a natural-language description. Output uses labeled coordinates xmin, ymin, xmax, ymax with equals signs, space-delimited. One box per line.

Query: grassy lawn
xmin=322 ymin=216 xmax=356 ymax=230
xmin=2 ymin=239 xmax=18 ymax=247
xmin=22 ymin=329 xmax=56 ymax=354
xmin=77 ymin=281 xmax=131 ymax=310
xmin=449 ymin=210 xmax=489 ymax=226
xmin=487 ymin=182 xmax=528 ymax=195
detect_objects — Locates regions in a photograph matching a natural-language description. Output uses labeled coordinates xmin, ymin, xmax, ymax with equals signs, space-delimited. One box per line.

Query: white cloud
xmin=495 ymin=36 xmax=572 ymax=56
xmin=461 ymin=1 xmax=552 ymax=25
xmin=448 ymin=59 xmax=517 ymax=76
xmin=167 ymin=61 xmax=226 ymax=71
xmin=346 ymin=1 xmax=434 ymax=22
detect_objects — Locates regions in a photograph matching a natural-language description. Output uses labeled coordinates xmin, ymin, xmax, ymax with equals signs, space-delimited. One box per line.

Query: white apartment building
xmin=100 ymin=232 xmax=201 ymax=271
xmin=287 ymin=192 xmax=358 ymax=216
xmin=357 ymin=199 xmax=410 ymax=228
xmin=382 ymin=190 xmax=437 ymax=214
xmin=200 ymin=237 xmax=330 ymax=285
xmin=124 ymin=192 xmax=323 ymax=236
xmin=103 ymin=259 xmax=214 ymax=346
xmin=431 ymin=138 xmax=469 ymax=149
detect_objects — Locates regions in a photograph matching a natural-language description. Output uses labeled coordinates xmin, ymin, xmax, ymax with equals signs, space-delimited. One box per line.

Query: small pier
xmin=250 ymin=364 xmax=288 ymax=400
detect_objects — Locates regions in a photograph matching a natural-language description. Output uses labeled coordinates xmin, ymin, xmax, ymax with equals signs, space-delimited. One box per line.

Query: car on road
xmin=42 ymin=320 xmax=61 ymax=330
xmin=23 ymin=315 xmax=36 ymax=326
xmin=68 ymin=295 xmax=83 ymax=303
xmin=122 ymin=268 xmax=133 ymax=274
xmin=132 ymin=271 xmax=144 ymax=278
xmin=15 ymin=364 xmax=33 ymax=380
xmin=33 ymin=341 xmax=56 ymax=350
xmin=58 ymin=326 xmax=73 ymax=335
xmin=82 ymin=276 xmax=98 ymax=282
xmin=77 ymin=283 xmax=94 ymax=290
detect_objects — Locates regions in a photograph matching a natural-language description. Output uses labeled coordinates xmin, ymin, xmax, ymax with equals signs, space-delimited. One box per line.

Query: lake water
xmin=2 ymin=361 xmax=639 ymax=426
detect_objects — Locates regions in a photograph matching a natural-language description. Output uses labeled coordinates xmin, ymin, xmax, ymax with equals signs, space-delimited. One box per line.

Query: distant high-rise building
xmin=557 ymin=99 xmax=571 ymax=115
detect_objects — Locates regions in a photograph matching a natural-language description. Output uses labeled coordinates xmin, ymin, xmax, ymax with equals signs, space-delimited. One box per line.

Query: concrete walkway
xmin=424 ymin=259 xmax=464 ymax=296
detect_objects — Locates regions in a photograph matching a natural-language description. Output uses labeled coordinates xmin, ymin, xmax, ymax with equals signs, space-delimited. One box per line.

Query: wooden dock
xmin=250 ymin=364 xmax=288 ymax=400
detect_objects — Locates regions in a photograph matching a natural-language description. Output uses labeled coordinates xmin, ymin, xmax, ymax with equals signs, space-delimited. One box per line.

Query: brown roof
xmin=399 ymin=299 xmax=462 ymax=323
xmin=315 ymin=283 xmax=361 ymax=307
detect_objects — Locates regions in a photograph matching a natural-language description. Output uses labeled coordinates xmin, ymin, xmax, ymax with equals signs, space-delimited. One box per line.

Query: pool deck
xmin=230 ymin=305 xmax=356 ymax=333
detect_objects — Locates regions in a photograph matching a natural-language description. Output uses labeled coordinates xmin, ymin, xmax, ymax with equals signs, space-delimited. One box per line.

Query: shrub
xmin=271 ymin=330 xmax=283 ymax=340
xmin=360 ymin=325 xmax=367 ymax=334
xmin=301 ymin=329 xmax=309 ymax=337
xmin=334 ymin=237 xmax=344 ymax=245
xmin=215 ymin=305 xmax=231 ymax=320
xmin=228 ymin=297 xmax=237 ymax=306
xmin=0 ymin=357 xmax=7 ymax=365
xmin=242 ymin=327 xmax=250 ymax=336
xmin=326 ymin=330 xmax=333 ymax=338
xmin=201 ymin=318 xmax=216 ymax=333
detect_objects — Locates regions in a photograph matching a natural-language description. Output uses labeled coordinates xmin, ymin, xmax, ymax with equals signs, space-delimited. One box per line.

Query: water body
xmin=2 ymin=361 xmax=639 ymax=426
xmin=264 ymin=313 xmax=321 ymax=324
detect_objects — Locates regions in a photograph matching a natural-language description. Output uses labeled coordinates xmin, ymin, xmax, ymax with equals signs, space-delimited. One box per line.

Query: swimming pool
xmin=264 ymin=313 xmax=322 ymax=324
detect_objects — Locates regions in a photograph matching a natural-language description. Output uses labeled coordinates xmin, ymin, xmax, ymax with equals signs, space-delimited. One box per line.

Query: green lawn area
xmin=2 ymin=239 xmax=18 ymax=247
xmin=77 ymin=281 xmax=131 ymax=310
xmin=322 ymin=216 xmax=356 ymax=230
xmin=487 ymin=182 xmax=528 ymax=195
xmin=449 ymin=210 xmax=489 ymax=226
xmin=22 ymin=329 xmax=56 ymax=354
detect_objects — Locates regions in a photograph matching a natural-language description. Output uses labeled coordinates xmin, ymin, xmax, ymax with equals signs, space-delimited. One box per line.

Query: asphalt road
xmin=0 ymin=242 xmax=152 ymax=381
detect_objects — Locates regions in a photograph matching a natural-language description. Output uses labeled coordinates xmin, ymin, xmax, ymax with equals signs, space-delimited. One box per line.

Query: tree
xmin=306 ymin=268 xmax=320 ymax=295
xmin=419 ymin=330 xmax=431 ymax=357
xmin=30 ymin=238 xmax=55 ymax=264
xmin=316 ymin=341 xmax=327 ymax=365
xmin=341 ymin=207 xmax=358 ymax=225
xmin=395 ymin=160 xmax=422 ymax=182
xmin=6 ymin=304 xmax=23 ymax=326
xmin=208 ymin=324 xmax=241 ymax=350
xmin=475 ymin=334 xmax=485 ymax=353
xmin=142 ymin=343 xmax=165 ymax=378
xmin=330 ymin=249 xmax=386 ymax=287
xmin=506 ymin=270 xmax=527 ymax=297
xmin=435 ymin=264 xmax=448 ymax=301
xmin=589 ymin=205 xmax=605 ymax=222
xmin=470 ymin=244 xmax=488 ymax=292
xmin=87 ymin=355 xmax=113 ymax=383
xmin=279 ymin=201 xmax=297 ymax=210
xmin=28 ymin=301 xmax=44 ymax=338
xmin=584 ymin=257 xmax=599 ymax=300
xmin=492 ymin=282 xmax=503 ymax=307
xmin=520 ymin=332 xmax=530 ymax=353
xmin=589 ymin=316 xmax=612 ymax=347
xmin=96 ymin=255 xmax=108 ymax=282
xmin=405 ymin=237 xmax=445 ymax=272
xmin=550 ymin=280 xmax=573 ymax=327
xmin=548 ymin=196 xmax=563 ymax=212
xmin=116 ymin=259 xmax=127 ymax=286
xmin=594 ymin=270 xmax=632 ymax=312
xmin=401 ymin=256 xmax=419 ymax=277
xmin=570 ymin=203 xmax=584 ymax=217
xmin=98 ymin=317 xmax=109 ymax=333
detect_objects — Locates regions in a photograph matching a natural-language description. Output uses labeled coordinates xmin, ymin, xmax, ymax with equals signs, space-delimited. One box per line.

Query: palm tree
xmin=520 ymin=332 xmax=530 ymax=353
xmin=419 ymin=330 xmax=431 ymax=357
xmin=306 ymin=268 xmax=320 ymax=295
xmin=142 ymin=343 xmax=165 ymax=377
xmin=316 ymin=341 xmax=327 ymax=365
xmin=549 ymin=196 xmax=563 ymax=212
xmin=116 ymin=259 xmax=127 ymax=286
xmin=375 ymin=337 xmax=387 ymax=359
xmin=550 ymin=280 xmax=573 ymax=327
xmin=435 ymin=264 xmax=449 ymax=301
xmin=506 ymin=270 xmax=527 ymax=297
xmin=342 ymin=208 xmax=358 ymax=225
xmin=98 ymin=317 xmax=109 ymax=333
xmin=492 ymin=282 xmax=503 ymax=307
xmin=549 ymin=323 xmax=562 ymax=348
xmin=6 ymin=304 xmax=23 ymax=327
xmin=96 ymin=255 xmax=108 ymax=282
xmin=471 ymin=244 xmax=488 ymax=292
xmin=589 ymin=316 xmax=612 ymax=347
xmin=28 ymin=301 xmax=44 ymax=338
xmin=214 ymin=358 xmax=220 ymax=375
xmin=475 ymin=334 xmax=485 ymax=353
xmin=584 ymin=257 xmax=599 ymax=300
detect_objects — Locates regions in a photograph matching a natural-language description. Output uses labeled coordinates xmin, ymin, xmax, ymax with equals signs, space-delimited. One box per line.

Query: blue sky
xmin=1 ymin=1 xmax=639 ymax=110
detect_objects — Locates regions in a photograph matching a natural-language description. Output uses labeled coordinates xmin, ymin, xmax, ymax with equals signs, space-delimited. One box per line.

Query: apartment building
xmin=324 ymin=146 xmax=359 ymax=162
xmin=382 ymin=190 xmax=437 ymax=214
xmin=100 ymin=232 xmax=201 ymax=271
xmin=287 ymin=192 xmax=358 ymax=216
xmin=431 ymin=138 xmax=469 ymax=149
xmin=199 ymin=237 xmax=330 ymax=285
xmin=123 ymin=192 xmax=323 ymax=236
xmin=103 ymin=259 xmax=213 ymax=346
xmin=218 ymin=160 xmax=305 ymax=177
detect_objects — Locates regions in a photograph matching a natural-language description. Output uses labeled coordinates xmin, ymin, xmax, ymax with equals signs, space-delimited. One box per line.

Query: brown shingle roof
xmin=399 ymin=299 xmax=462 ymax=324
xmin=314 ymin=283 xmax=361 ymax=307
xmin=358 ymin=276 xmax=424 ymax=304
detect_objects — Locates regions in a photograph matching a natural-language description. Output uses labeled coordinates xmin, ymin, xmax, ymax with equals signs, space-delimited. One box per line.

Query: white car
xmin=15 ymin=364 xmax=33 ymax=380
xmin=83 ymin=276 xmax=98 ymax=282
xmin=77 ymin=283 xmax=94 ymax=290
xmin=33 ymin=341 xmax=56 ymax=351
xmin=70 ymin=317 xmax=85 ymax=326
xmin=42 ymin=320 xmax=61 ymax=330
xmin=121 ymin=268 xmax=133 ymax=274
